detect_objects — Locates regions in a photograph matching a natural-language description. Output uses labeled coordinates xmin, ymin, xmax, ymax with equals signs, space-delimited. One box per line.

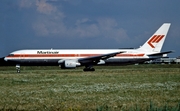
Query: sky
xmin=0 ymin=0 xmax=180 ymax=58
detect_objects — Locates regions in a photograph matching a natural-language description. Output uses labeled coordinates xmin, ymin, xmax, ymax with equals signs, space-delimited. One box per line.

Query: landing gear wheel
xmin=16 ymin=64 xmax=21 ymax=73
xmin=83 ymin=67 xmax=95 ymax=71
xmin=91 ymin=68 xmax=95 ymax=71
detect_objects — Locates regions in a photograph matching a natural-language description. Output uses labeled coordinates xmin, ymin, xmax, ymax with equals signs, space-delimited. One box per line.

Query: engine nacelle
xmin=97 ymin=60 xmax=105 ymax=65
xmin=59 ymin=59 xmax=81 ymax=69
xmin=64 ymin=60 xmax=76 ymax=68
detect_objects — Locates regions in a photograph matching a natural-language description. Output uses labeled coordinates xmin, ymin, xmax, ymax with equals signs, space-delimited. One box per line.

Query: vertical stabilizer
xmin=138 ymin=23 xmax=171 ymax=52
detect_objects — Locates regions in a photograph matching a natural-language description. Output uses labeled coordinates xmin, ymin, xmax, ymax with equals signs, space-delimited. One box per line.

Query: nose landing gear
xmin=16 ymin=64 xmax=20 ymax=73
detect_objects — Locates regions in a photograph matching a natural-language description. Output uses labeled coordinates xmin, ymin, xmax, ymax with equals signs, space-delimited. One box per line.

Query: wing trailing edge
xmin=78 ymin=51 xmax=125 ymax=64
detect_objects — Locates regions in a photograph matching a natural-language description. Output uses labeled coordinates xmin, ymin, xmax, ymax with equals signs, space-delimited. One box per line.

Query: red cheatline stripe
xmin=8 ymin=54 xmax=99 ymax=57
xmin=7 ymin=53 xmax=145 ymax=58
xmin=152 ymin=35 xmax=161 ymax=43
xmin=155 ymin=35 xmax=164 ymax=43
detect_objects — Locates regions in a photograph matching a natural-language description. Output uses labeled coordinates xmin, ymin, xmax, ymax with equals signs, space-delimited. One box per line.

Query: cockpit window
xmin=8 ymin=54 xmax=14 ymax=57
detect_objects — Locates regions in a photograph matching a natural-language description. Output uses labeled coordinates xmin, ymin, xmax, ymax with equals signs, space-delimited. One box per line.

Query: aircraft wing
xmin=78 ymin=51 xmax=125 ymax=65
xmin=147 ymin=51 xmax=173 ymax=56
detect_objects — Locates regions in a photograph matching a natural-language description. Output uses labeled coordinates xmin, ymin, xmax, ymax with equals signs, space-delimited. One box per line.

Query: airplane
xmin=4 ymin=23 xmax=173 ymax=72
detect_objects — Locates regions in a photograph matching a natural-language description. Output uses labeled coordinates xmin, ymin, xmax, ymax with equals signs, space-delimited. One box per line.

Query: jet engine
xmin=58 ymin=59 xmax=81 ymax=69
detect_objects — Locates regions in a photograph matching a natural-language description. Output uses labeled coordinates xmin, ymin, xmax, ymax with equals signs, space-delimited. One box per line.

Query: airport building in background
xmin=146 ymin=56 xmax=180 ymax=64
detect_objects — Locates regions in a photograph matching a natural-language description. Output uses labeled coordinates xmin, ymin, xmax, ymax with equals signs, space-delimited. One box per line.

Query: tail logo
xmin=148 ymin=35 xmax=165 ymax=48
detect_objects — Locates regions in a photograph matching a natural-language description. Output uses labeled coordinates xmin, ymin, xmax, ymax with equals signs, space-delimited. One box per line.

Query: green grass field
xmin=0 ymin=64 xmax=180 ymax=110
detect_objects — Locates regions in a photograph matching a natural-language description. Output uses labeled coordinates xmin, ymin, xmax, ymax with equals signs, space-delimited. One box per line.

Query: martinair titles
xmin=37 ymin=51 xmax=59 ymax=54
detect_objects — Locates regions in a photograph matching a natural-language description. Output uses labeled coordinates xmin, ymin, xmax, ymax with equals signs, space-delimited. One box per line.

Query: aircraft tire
xmin=83 ymin=68 xmax=95 ymax=71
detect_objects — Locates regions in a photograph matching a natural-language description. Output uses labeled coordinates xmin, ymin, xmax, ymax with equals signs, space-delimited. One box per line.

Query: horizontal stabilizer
xmin=147 ymin=51 xmax=173 ymax=56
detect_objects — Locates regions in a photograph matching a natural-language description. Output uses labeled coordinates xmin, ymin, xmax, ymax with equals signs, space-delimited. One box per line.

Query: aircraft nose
xmin=4 ymin=57 xmax=8 ymax=61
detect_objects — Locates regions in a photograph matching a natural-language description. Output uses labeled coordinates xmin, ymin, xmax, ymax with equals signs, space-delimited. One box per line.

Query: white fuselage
xmin=4 ymin=49 xmax=153 ymax=65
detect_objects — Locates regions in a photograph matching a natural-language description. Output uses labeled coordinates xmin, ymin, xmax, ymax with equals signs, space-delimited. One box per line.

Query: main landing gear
xmin=16 ymin=64 xmax=20 ymax=73
xmin=83 ymin=66 xmax=95 ymax=71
